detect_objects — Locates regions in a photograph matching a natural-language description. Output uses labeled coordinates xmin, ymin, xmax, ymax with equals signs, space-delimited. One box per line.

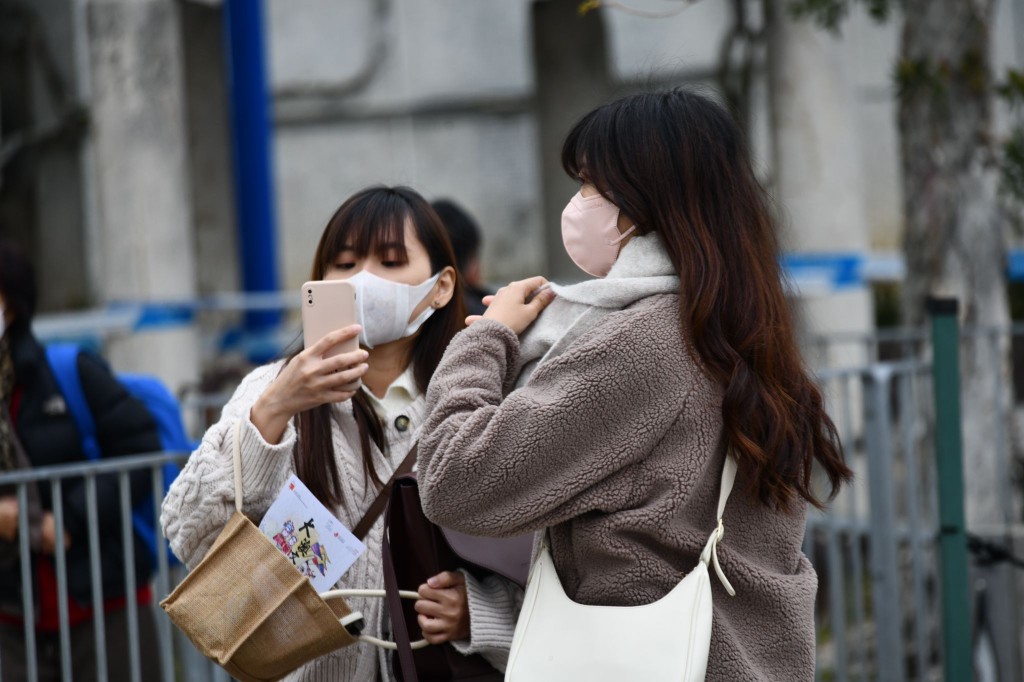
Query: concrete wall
xmin=181 ymin=1 xmax=237 ymax=298
xmin=10 ymin=0 xmax=1023 ymax=359
xmin=259 ymin=1 xmax=910 ymax=292
xmin=0 ymin=0 xmax=91 ymax=311
xmin=85 ymin=0 xmax=200 ymax=390
xmin=9 ymin=0 xmax=1023 ymax=300
xmin=274 ymin=114 xmax=542 ymax=288
xmin=838 ymin=7 xmax=904 ymax=250
xmin=267 ymin=0 xmax=537 ymax=290
xmin=265 ymin=0 xmax=737 ymax=289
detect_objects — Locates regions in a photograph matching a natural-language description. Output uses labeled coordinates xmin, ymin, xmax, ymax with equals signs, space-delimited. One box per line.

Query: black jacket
xmin=1 ymin=326 xmax=161 ymax=609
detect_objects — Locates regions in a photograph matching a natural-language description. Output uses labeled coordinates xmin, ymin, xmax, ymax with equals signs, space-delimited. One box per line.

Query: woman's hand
xmin=40 ymin=512 xmax=70 ymax=555
xmin=466 ymin=276 xmax=556 ymax=335
xmin=0 ymin=497 xmax=18 ymax=542
xmin=251 ymin=325 xmax=370 ymax=444
xmin=414 ymin=570 xmax=470 ymax=644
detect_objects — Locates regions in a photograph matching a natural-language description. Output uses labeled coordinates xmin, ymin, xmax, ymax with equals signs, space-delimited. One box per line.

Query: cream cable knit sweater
xmin=160 ymin=362 xmax=516 ymax=681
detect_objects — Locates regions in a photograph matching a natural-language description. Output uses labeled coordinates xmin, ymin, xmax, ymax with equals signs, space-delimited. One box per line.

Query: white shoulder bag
xmin=504 ymin=456 xmax=738 ymax=681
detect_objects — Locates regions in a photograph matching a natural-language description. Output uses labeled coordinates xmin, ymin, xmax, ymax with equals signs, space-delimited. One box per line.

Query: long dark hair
xmin=291 ymin=186 xmax=465 ymax=507
xmin=0 ymin=240 xmax=37 ymax=331
xmin=562 ymin=89 xmax=852 ymax=511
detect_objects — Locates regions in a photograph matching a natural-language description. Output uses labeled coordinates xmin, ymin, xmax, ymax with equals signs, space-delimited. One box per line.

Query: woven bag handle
xmin=233 ymin=419 xmax=244 ymax=512
xmin=322 ymin=589 xmax=431 ymax=651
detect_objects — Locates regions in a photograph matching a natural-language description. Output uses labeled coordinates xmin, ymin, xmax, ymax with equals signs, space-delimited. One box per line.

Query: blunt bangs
xmin=315 ymin=191 xmax=412 ymax=278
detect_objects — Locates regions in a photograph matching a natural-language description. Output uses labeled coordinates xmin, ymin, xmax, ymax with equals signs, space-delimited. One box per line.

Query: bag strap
xmin=351 ymin=443 xmax=418 ymax=541
xmin=232 ymin=419 xmax=244 ymax=512
xmin=381 ymin=480 xmax=419 ymax=682
xmin=45 ymin=344 xmax=101 ymax=461
xmin=536 ymin=453 xmax=740 ymax=597
xmin=699 ymin=454 xmax=738 ymax=596
xmin=716 ymin=454 xmax=737 ymax=521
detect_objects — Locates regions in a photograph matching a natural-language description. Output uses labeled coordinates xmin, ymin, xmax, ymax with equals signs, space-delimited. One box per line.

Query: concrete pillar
xmin=767 ymin=4 xmax=874 ymax=370
xmin=532 ymin=0 xmax=613 ymax=282
xmin=180 ymin=1 xmax=237 ymax=298
xmin=85 ymin=0 xmax=200 ymax=393
xmin=1 ymin=0 xmax=91 ymax=311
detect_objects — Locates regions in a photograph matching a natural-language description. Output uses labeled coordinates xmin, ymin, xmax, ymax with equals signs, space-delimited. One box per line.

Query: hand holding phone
xmin=250 ymin=282 xmax=366 ymax=444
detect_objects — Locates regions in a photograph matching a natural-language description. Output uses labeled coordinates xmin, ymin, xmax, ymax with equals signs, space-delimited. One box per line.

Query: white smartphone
xmin=301 ymin=280 xmax=359 ymax=360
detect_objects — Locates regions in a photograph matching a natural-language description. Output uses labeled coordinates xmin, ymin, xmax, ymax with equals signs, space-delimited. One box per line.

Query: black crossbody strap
xmin=381 ymin=491 xmax=419 ymax=681
xmin=351 ymin=443 xmax=418 ymax=541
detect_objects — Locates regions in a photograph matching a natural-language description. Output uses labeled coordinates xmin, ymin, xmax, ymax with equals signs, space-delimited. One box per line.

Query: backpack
xmin=44 ymin=343 xmax=191 ymax=566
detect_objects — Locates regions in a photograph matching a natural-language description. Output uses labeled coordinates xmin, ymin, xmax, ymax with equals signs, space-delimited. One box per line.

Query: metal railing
xmin=808 ymin=360 xmax=947 ymax=681
xmin=5 ymin=331 xmax=1023 ymax=680
xmin=807 ymin=320 xmax=1024 ymax=681
xmin=0 ymin=451 xmax=203 ymax=682
xmin=0 ymin=367 xmax=954 ymax=682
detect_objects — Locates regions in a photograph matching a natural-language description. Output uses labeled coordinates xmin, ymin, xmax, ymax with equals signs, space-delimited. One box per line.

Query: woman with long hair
xmin=162 ymin=186 xmax=514 ymax=680
xmin=416 ymin=89 xmax=853 ymax=679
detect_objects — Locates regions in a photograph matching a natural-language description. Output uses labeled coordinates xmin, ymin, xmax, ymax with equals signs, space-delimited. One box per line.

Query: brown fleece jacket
xmin=418 ymin=293 xmax=816 ymax=681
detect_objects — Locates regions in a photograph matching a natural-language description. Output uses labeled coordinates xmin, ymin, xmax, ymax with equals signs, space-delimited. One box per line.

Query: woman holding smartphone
xmin=416 ymin=89 xmax=854 ymax=680
xmin=162 ymin=187 xmax=516 ymax=680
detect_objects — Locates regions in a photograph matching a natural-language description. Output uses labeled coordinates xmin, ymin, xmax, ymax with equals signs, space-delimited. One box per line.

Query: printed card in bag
xmin=258 ymin=475 xmax=366 ymax=592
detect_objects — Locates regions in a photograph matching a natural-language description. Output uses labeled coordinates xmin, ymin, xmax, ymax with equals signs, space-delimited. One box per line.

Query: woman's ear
xmin=432 ymin=266 xmax=458 ymax=309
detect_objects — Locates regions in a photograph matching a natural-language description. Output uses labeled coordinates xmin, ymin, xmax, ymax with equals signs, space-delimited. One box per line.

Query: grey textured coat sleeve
xmin=417 ymin=315 xmax=693 ymax=536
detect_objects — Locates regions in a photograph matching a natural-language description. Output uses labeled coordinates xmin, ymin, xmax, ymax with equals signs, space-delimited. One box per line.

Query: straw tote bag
xmin=161 ymin=421 xmax=427 ymax=682
xmin=504 ymin=456 xmax=738 ymax=682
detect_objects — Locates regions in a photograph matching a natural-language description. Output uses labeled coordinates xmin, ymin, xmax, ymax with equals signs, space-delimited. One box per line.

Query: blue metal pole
xmin=223 ymin=0 xmax=280 ymax=329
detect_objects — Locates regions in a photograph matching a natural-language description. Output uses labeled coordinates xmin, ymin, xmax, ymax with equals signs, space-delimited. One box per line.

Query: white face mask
xmin=346 ymin=270 xmax=442 ymax=348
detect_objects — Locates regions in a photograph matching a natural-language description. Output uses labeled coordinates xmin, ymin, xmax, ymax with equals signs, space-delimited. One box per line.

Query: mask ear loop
xmin=606 ymin=224 xmax=638 ymax=246
xmin=402 ymin=272 xmax=444 ymax=337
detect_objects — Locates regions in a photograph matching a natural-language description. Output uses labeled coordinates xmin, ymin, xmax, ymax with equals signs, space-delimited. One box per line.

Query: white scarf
xmin=514 ymin=232 xmax=679 ymax=387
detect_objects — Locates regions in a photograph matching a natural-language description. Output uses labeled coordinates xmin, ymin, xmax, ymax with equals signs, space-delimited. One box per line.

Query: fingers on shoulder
xmin=515 ymin=275 xmax=548 ymax=293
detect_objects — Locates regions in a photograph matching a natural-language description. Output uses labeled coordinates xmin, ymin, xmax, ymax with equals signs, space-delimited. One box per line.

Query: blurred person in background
xmin=431 ymin=199 xmax=490 ymax=316
xmin=163 ymin=187 xmax=519 ymax=680
xmin=0 ymin=239 xmax=162 ymax=682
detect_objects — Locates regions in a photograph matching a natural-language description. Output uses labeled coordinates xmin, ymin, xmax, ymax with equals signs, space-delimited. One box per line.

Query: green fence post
xmin=927 ymin=297 xmax=972 ymax=681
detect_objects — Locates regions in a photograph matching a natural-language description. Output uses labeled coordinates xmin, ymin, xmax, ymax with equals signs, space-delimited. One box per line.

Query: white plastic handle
xmin=322 ymin=589 xmax=431 ymax=651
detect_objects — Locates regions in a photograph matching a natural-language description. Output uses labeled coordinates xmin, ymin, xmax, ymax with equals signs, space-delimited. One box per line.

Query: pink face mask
xmin=560 ymin=191 xmax=637 ymax=277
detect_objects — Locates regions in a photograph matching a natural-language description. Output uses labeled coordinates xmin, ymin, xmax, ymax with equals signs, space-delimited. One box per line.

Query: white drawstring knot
xmin=699 ymin=518 xmax=736 ymax=597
